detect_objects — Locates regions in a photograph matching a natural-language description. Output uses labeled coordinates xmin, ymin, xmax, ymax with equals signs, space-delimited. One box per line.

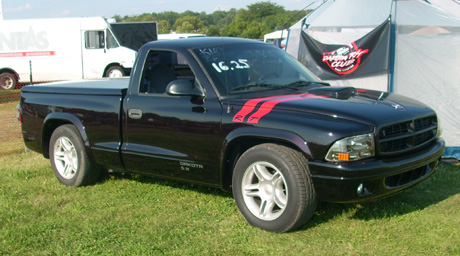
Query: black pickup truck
xmin=19 ymin=37 xmax=444 ymax=233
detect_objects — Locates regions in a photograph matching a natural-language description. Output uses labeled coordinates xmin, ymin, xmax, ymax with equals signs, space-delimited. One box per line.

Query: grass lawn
xmin=0 ymin=152 xmax=459 ymax=255
xmin=0 ymin=89 xmax=21 ymax=104
xmin=0 ymin=101 xmax=24 ymax=157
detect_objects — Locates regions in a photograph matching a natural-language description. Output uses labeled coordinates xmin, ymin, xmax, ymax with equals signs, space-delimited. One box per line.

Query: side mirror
xmin=166 ymin=79 xmax=205 ymax=98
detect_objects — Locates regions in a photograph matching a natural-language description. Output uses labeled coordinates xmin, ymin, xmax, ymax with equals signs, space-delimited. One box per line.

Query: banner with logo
xmin=298 ymin=20 xmax=391 ymax=80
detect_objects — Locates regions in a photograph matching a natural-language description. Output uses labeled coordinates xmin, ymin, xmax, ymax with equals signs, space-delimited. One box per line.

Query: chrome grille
xmin=378 ymin=115 xmax=437 ymax=155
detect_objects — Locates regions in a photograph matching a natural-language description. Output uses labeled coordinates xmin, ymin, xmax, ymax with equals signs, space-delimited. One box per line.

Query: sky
xmin=0 ymin=0 xmax=315 ymax=20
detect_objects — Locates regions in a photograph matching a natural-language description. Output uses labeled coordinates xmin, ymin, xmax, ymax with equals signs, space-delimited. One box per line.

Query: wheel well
xmin=0 ymin=68 xmax=17 ymax=75
xmin=222 ymin=137 xmax=300 ymax=192
xmin=103 ymin=64 xmax=129 ymax=77
xmin=42 ymin=120 xmax=72 ymax=158
xmin=0 ymin=68 xmax=19 ymax=79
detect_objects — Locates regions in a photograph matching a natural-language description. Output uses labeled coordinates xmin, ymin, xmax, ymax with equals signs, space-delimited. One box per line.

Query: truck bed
xmin=21 ymin=78 xmax=129 ymax=96
xmin=20 ymin=78 xmax=128 ymax=170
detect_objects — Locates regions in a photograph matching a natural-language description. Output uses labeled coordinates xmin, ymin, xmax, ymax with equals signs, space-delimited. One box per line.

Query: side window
xmin=139 ymin=51 xmax=196 ymax=94
xmin=85 ymin=31 xmax=105 ymax=49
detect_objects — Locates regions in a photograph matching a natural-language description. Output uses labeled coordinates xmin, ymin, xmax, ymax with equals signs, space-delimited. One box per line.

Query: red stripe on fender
xmin=247 ymin=94 xmax=326 ymax=124
xmin=232 ymin=95 xmax=294 ymax=122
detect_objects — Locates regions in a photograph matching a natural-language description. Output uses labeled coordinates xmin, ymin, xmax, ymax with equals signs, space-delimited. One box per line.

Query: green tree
xmin=205 ymin=25 xmax=221 ymax=36
xmin=173 ymin=16 xmax=204 ymax=33
xmin=157 ymin=20 xmax=170 ymax=34
xmin=222 ymin=16 xmax=247 ymax=37
xmin=222 ymin=2 xmax=290 ymax=38
xmin=157 ymin=11 xmax=180 ymax=28
xmin=241 ymin=21 xmax=264 ymax=39
xmin=111 ymin=2 xmax=305 ymax=38
xmin=245 ymin=1 xmax=285 ymax=20
xmin=181 ymin=10 xmax=200 ymax=18
xmin=112 ymin=15 xmax=122 ymax=22
xmin=176 ymin=22 xmax=193 ymax=33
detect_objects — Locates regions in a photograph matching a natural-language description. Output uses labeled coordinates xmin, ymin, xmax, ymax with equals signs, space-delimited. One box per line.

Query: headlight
xmin=325 ymin=134 xmax=374 ymax=162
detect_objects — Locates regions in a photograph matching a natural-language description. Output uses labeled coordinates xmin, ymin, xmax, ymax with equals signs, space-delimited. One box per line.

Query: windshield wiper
xmin=232 ymin=83 xmax=300 ymax=92
xmin=232 ymin=80 xmax=329 ymax=92
xmin=283 ymin=80 xmax=329 ymax=88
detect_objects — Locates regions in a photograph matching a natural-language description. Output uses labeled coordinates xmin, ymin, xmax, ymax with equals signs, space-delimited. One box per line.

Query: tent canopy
xmin=264 ymin=30 xmax=288 ymax=42
xmin=286 ymin=0 xmax=460 ymax=159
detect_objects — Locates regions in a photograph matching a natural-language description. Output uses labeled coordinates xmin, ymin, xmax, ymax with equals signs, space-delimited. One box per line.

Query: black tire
xmin=232 ymin=143 xmax=317 ymax=233
xmin=105 ymin=66 xmax=124 ymax=78
xmin=0 ymin=72 xmax=17 ymax=90
xmin=49 ymin=125 xmax=102 ymax=186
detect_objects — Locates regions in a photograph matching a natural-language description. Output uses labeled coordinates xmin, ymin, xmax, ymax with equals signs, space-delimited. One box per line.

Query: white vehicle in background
xmin=264 ymin=30 xmax=288 ymax=49
xmin=157 ymin=33 xmax=206 ymax=40
xmin=0 ymin=17 xmax=137 ymax=90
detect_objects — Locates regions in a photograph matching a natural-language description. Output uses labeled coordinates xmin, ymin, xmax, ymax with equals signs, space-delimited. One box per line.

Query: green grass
xmin=0 ymin=89 xmax=21 ymax=104
xmin=0 ymin=152 xmax=459 ymax=255
xmin=0 ymin=101 xmax=24 ymax=156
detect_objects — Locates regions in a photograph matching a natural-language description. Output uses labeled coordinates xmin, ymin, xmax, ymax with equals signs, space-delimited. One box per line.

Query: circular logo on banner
xmin=322 ymin=42 xmax=369 ymax=75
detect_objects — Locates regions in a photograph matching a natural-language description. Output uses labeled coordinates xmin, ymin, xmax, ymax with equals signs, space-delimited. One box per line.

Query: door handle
xmin=128 ymin=109 xmax=142 ymax=119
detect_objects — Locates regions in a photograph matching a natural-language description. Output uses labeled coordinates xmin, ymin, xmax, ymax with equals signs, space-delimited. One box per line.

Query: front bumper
xmin=309 ymin=140 xmax=445 ymax=203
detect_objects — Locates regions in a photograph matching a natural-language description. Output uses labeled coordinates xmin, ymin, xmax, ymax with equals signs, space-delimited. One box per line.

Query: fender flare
xmin=42 ymin=112 xmax=95 ymax=162
xmin=0 ymin=68 xmax=19 ymax=77
xmin=220 ymin=126 xmax=313 ymax=190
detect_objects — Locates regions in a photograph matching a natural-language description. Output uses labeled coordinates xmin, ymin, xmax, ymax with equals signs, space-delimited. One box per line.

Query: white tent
xmin=264 ymin=30 xmax=288 ymax=42
xmin=286 ymin=0 xmax=460 ymax=159
xmin=429 ymin=0 xmax=460 ymax=19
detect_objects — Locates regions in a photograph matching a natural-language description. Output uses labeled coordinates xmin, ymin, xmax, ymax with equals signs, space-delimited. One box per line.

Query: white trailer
xmin=0 ymin=17 xmax=137 ymax=89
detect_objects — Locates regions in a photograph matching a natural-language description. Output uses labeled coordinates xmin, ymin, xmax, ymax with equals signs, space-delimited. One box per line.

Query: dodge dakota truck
xmin=18 ymin=37 xmax=444 ymax=233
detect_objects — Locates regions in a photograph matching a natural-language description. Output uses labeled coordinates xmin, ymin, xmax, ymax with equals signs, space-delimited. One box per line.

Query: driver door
xmin=122 ymin=50 xmax=223 ymax=186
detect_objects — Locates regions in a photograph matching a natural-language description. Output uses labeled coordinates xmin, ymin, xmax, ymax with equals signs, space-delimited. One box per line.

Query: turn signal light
xmin=337 ymin=153 xmax=349 ymax=161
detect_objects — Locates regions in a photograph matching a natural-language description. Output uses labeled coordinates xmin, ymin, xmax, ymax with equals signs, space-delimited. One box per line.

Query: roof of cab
xmin=140 ymin=37 xmax=264 ymax=51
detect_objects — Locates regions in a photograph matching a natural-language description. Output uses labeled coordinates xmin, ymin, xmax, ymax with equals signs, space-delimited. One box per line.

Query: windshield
xmin=192 ymin=42 xmax=322 ymax=98
xmin=106 ymin=29 xmax=120 ymax=49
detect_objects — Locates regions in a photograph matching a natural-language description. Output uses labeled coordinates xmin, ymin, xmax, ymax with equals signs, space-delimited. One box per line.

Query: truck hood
xmin=229 ymin=87 xmax=436 ymax=127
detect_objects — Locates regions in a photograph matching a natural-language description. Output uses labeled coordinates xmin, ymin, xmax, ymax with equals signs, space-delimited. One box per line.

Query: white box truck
xmin=0 ymin=17 xmax=137 ymax=90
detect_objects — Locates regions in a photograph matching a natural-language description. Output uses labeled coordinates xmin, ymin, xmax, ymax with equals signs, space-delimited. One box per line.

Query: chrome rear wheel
xmin=49 ymin=125 xmax=102 ymax=186
xmin=53 ymin=136 xmax=78 ymax=180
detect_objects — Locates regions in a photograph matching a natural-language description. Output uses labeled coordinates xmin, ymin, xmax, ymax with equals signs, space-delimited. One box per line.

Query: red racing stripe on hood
xmin=232 ymin=95 xmax=295 ymax=122
xmin=247 ymin=94 xmax=325 ymax=124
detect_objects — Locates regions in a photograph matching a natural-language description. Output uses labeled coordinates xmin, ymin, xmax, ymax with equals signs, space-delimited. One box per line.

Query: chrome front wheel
xmin=232 ymin=143 xmax=317 ymax=233
xmin=241 ymin=161 xmax=287 ymax=221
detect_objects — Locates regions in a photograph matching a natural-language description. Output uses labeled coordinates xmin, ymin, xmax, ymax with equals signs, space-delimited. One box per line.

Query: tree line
xmin=112 ymin=1 xmax=309 ymax=39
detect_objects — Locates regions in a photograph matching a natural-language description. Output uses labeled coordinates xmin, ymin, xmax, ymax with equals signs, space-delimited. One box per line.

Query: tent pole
xmin=388 ymin=0 xmax=397 ymax=93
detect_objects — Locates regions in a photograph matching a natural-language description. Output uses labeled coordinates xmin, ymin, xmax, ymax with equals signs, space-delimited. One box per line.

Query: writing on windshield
xmin=193 ymin=42 xmax=320 ymax=97
xmin=211 ymin=59 xmax=250 ymax=73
